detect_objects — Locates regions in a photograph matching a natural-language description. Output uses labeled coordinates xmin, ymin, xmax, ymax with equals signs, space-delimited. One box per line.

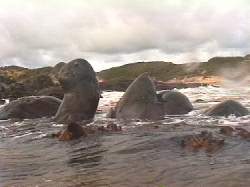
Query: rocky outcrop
xmin=0 ymin=96 xmax=61 ymax=120
xmin=109 ymin=73 xmax=164 ymax=120
xmin=205 ymin=100 xmax=249 ymax=117
xmin=57 ymin=122 xmax=87 ymax=141
xmin=36 ymin=86 xmax=64 ymax=99
xmin=54 ymin=59 xmax=100 ymax=123
xmin=108 ymin=73 xmax=193 ymax=120
xmin=159 ymin=91 xmax=193 ymax=115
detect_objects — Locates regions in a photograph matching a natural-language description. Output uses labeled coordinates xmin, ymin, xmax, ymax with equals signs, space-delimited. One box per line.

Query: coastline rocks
xmin=109 ymin=73 xmax=194 ymax=120
xmin=159 ymin=91 xmax=193 ymax=115
xmin=54 ymin=59 xmax=100 ymax=124
xmin=0 ymin=96 xmax=61 ymax=120
xmin=205 ymin=100 xmax=249 ymax=117
xmin=110 ymin=73 xmax=164 ymax=120
xmin=57 ymin=123 xmax=87 ymax=141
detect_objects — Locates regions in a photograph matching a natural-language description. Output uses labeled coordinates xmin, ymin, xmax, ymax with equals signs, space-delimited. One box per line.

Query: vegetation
xmin=98 ymin=55 xmax=250 ymax=84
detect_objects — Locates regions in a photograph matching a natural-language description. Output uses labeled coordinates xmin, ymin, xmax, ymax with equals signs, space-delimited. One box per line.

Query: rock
xmin=156 ymin=90 xmax=170 ymax=102
xmin=160 ymin=91 xmax=193 ymax=115
xmin=106 ymin=123 xmax=122 ymax=131
xmin=36 ymin=86 xmax=64 ymax=99
xmin=220 ymin=126 xmax=234 ymax=136
xmin=106 ymin=107 xmax=116 ymax=118
xmin=0 ymin=96 xmax=61 ymax=120
xmin=235 ymin=127 xmax=250 ymax=139
xmin=180 ymin=131 xmax=224 ymax=153
xmin=113 ymin=73 xmax=164 ymax=120
xmin=57 ymin=123 xmax=87 ymax=141
xmin=205 ymin=100 xmax=249 ymax=117
xmin=194 ymin=99 xmax=205 ymax=103
xmin=0 ymin=99 xmax=5 ymax=105
xmin=54 ymin=59 xmax=100 ymax=123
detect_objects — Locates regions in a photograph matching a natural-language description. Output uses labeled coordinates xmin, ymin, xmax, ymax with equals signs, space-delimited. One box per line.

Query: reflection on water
xmin=2 ymin=86 xmax=250 ymax=186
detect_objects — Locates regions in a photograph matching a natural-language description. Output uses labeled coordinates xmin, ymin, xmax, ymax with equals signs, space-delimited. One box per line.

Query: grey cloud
xmin=0 ymin=0 xmax=250 ymax=70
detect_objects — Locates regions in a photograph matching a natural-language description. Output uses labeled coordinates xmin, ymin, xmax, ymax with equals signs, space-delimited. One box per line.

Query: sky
xmin=0 ymin=0 xmax=250 ymax=71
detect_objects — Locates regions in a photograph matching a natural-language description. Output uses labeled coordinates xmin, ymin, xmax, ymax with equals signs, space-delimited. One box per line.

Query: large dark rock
xmin=108 ymin=73 xmax=195 ymax=120
xmin=112 ymin=73 xmax=164 ymax=120
xmin=159 ymin=91 xmax=193 ymax=115
xmin=54 ymin=59 xmax=100 ymax=123
xmin=36 ymin=86 xmax=64 ymax=99
xmin=0 ymin=96 xmax=61 ymax=120
xmin=205 ymin=100 xmax=249 ymax=117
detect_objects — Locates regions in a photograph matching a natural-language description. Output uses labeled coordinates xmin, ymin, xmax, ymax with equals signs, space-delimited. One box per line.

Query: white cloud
xmin=0 ymin=0 xmax=250 ymax=71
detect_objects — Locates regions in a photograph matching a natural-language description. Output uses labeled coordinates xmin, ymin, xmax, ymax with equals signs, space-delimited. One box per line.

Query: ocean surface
xmin=2 ymin=86 xmax=250 ymax=187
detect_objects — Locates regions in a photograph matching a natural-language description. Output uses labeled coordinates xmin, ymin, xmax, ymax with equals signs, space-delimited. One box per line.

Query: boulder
xmin=57 ymin=122 xmax=87 ymax=141
xmin=205 ymin=100 xmax=249 ymax=117
xmin=36 ymin=86 xmax=64 ymax=99
xmin=159 ymin=91 xmax=193 ymax=115
xmin=0 ymin=96 xmax=61 ymax=120
xmin=54 ymin=59 xmax=100 ymax=123
xmin=112 ymin=73 xmax=164 ymax=120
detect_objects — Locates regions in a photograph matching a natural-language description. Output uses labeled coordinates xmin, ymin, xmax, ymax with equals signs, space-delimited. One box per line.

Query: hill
xmin=98 ymin=55 xmax=250 ymax=90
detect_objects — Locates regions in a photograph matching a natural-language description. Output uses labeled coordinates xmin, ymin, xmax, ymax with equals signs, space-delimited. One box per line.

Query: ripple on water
xmin=2 ymin=88 xmax=250 ymax=186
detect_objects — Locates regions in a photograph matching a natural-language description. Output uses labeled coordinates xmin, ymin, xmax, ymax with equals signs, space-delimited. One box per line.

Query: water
xmin=2 ymin=86 xmax=250 ymax=186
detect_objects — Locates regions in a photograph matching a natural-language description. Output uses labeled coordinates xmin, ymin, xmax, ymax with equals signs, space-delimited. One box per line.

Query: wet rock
xmin=0 ymin=99 xmax=5 ymax=105
xmin=220 ymin=126 xmax=234 ymax=136
xmin=159 ymin=91 xmax=193 ymax=115
xmin=113 ymin=73 xmax=164 ymax=120
xmin=106 ymin=107 xmax=116 ymax=118
xmin=205 ymin=100 xmax=249 ymax=117
xmin=106 ymin=123 xmax=122 ymax=131
xmin=180 ymin=131 xmax=224 ymax=153
xmin=36 ymin=86 xmax=64 ymax=99
xmin=235 ymin=127 xmax=250 ymax=139
xmin=54 ymin=122 xmax=122 ymax=141
xmin=54 ymin=59 xmax=100 ymax=123
xmin=195 ymin=99 xmax=205 ymax=103
xmin=57 ymin=122 xmax=87 ymax=141
xmin=0 ymin=96 xmax=61 ymax=120
xmin=156 ymin=90 xmax=170 ymax=102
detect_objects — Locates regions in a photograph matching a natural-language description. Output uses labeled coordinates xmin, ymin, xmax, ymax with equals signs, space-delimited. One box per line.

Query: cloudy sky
xmin=0 ymin=0 xmax=250 ymax=71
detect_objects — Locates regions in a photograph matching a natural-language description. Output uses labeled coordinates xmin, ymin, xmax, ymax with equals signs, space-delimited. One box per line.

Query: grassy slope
xmin=98 ymin=56 xmax=250 ymax=84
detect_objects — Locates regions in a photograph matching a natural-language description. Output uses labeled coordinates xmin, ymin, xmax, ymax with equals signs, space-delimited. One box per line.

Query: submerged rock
xmin=54 ymin=59 xmax=100 ymax=123
xmin=54 ymin=122 xmax=122 ymax=141
xmin=36 ymin=86 xmax=64 ymax=99
xmin=205 ymin=100 xmax=249 ymax=117
xmin=159 ymin=91 xmax=193 ymax=115
xmin=180 ymin=131 xmax=224 ymax=153
xmin=112 ymin=73 xmax=164 ymax=120
xmin=0 ymin=96 xmax=61 ymax=120
xmin=220 ymin=126 xmax=234 ymax=136
xmin=57 ymin=123 xmax=87 ymax=141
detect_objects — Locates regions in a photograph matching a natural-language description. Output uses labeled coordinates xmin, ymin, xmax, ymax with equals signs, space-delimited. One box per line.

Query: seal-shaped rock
xmin=159 ymin=91 xmax=193 ymax=115
xmin=0 ymin=96 xmax=61 ymax=120
xmin=54 ymin=59 xmax=100 ymax=123
xmin=113 ymin=73 xmax=164 ymax=120
xmin=205 ymin=100 xmax=249 ymax=117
